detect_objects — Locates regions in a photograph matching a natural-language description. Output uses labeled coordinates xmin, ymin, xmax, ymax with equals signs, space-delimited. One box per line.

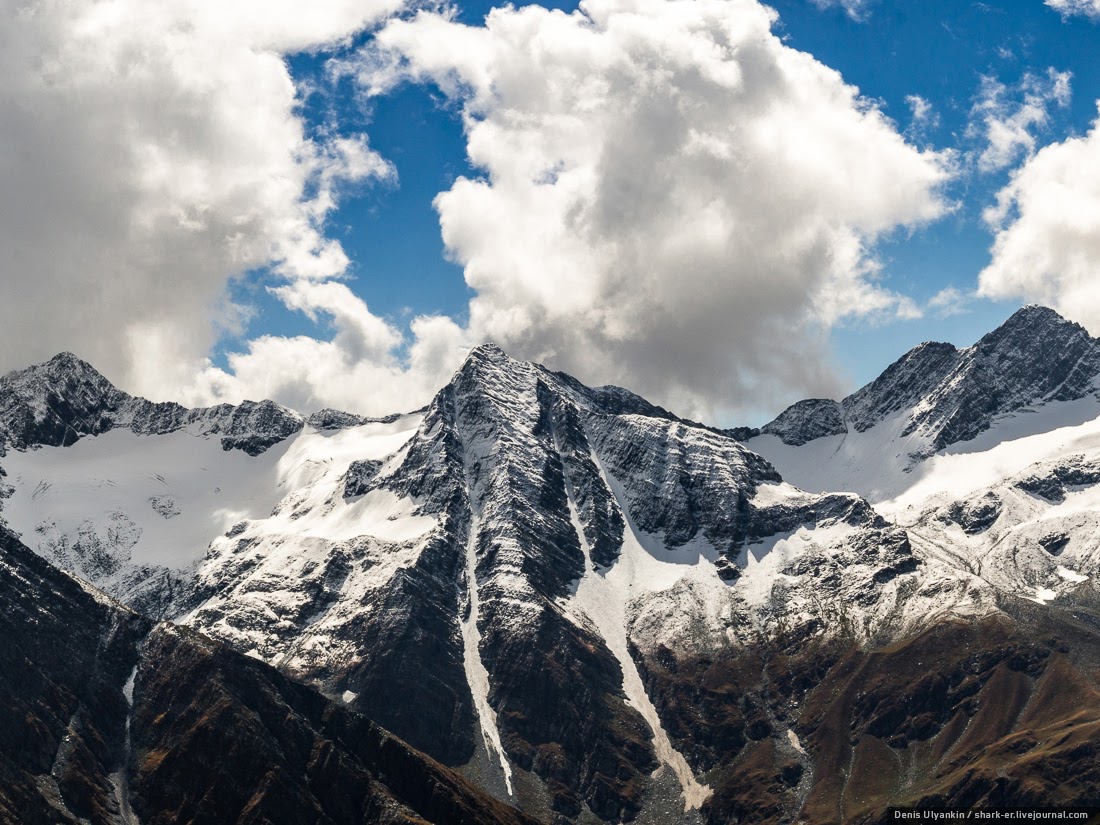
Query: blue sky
xmin=771 ymin=0 xmax=1100 ymax=390
xmin=3 ymin=0 xmax=1099 ymax=424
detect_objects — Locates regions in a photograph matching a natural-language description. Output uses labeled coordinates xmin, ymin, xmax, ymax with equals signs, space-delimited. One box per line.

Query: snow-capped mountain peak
xmin=0 ymin=351 xmax=306 ymax=456
xmin=3 ymin=322 xmax=1100 ymax=823
xmin=755 ymin=305 xmax=1100 ymax=463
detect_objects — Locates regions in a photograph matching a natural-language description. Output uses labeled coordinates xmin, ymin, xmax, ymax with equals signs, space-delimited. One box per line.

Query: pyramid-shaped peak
xmin=4 ymin=351 xmax=117 ymax=391
xmin=0 ymin=352 xmax=131 ymax=449
xmin=453 ymin=342 xmax=529 ymax=388
xmin=48 ymin=351 xmax=89 ymax=365
xmin=1008 ymin=304 xmax=1066 ymax=323
xmin=465 ymin=341 xmax=511 ymax=364
xmin=980 ymin=305 xmax=1083 ymax=347
xmin=42 ymin=351 xmax=109 ymax=377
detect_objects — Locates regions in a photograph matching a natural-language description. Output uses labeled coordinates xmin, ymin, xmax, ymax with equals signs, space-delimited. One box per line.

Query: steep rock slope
xmin=754 ymin=306 xmax=1100 ymax=468
xmin=171 ymin=345 xmax=987 ymax=821
xmin=4 ymin=331 xmax=1100 ymax=823
xmin=752 ymin=307 xmax=1100 ymax=502
xmin=630 ymin=607 xmax=1100 ymax=824
xmin=0 ymin=525 xmax=537 ymax=825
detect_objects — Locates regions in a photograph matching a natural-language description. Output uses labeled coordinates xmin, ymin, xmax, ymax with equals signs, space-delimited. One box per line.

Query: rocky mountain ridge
xmin=0 ymin=351 xmax=304 ymax=455
xmin=757 ymin=305 xmax=1100 ymax=458
xmin=0 ymin=524 xmax=537 ymax=825
xmin=2 ymin=307 xmax=1100 ymax=822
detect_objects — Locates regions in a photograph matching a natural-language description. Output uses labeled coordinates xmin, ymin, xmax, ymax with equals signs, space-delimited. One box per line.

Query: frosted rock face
xmin=761 ymin=399 xmax=846 ymax=446
xmin=306 ymin=407 xmax=372 ymax=430
xmin=757 ymin=305 xmax=1100 ymax=454
xmin=178 ymin=344 xmax=957 ymax=819
xmin=0 ymin=352 xmax=304 ymax=455
xmin=0 ymin=352 xmax=130 ymax=449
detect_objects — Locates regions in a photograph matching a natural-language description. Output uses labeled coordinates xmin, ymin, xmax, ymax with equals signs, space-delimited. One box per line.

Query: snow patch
xmin=459 ymin=515 xmax=514 ymax=797
xmin=569 ymin=456 xmax=711 ymax=811
xmin=751 ymin=481 xmax=811 ymax=508
xmin=1056 ymin=565 xmax=1088 ymax=583
xmin=736 ymin=523 xmax=858 ymax=611
xmin=1031 ymin=586 xmax=1058 ymax=604
xmin=787 ymin=729 xmax=806 ymax=755
xmin=2 ymin=428 xmax=290 ymax=571
xmin=123 ymin=666 xmax=136 ymax=706
xmin=2 ymin=415 xmax=424 ymax=579
xmin=111 ymin=664 xmax=140 ymax=825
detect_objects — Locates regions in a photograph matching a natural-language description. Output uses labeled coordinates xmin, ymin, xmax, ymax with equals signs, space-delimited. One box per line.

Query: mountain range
xmin=2 ymin=304 xmax=1100 ymax=823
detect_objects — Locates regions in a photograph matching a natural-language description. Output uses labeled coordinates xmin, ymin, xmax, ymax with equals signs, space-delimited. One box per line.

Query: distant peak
xmin=760 ymin=398 xmax=847 ymax=446
xmin=7 ymin=351 xmax=110 ymax=385
xmin=1001 ymin=304 xmax=1069 ymax=329
xmin=980 ymin=305 xmax=1083 ymax=349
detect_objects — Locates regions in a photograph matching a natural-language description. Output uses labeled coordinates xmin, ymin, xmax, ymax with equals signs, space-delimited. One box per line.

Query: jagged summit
xmin=458 ymin=341 xmax=687 ymax=425
xmin=969 ymin=303 xmax=1092 ymax=364
xmin=41 ymin=350 xmax=99 ymax=370
xmin=0 ymin=351 xmax=129 ymax=448
xmin=760 ymin=398 xmax=845 ymax=446
xmin=466 ymin=340 xmax=509 ymax=361
xmin=2 ymin=351 xmax=123 ymax=400
xmin=982 ymin=303 xmax=1073 ymax=338
xmin=5 ymin=342 xmax=698 ymax=459
xmin=1 ymin=351 xmax=110 ymax=398
xmin=756 ymin=305 xmax=1100 ymax=453
xmin=0 ymin=351 xmax=305 ymax=454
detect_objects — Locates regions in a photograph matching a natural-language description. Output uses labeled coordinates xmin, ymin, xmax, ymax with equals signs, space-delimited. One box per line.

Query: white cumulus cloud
xmin=0 ymin=0 xmax=400 ymax=396
xmin=186 ymin=282 xmax=467 ymax=415
xmin=351 ymin=0 xmax=952 ymax=419
xmin=1 ymin=0 xmax=954 ymax=422
xmin=927 ymin=286 xmax=971 ymax=318
xmin=905 ymin=94 xmax=940 ymax=140
xmin=979 ymin=103 xmax=1100 ymax=331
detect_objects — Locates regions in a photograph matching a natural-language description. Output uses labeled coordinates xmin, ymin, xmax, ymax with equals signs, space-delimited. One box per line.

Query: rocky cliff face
xmin=756 ymin=306 xmax=1100 ymax=457
xmin=4 ymin=309 xmax=1100 ymax=822
xmin=760 ymin=399 xmax=846 ymax=446
xmin=0 ymin=526 xmax=537 ymax=825
xmin=0 ymin=352 xmax=303 ymax=454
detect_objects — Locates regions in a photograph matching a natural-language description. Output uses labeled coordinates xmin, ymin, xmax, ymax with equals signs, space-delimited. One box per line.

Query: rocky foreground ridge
xmin=1 ymin=305 xmax=1100 ymax=823
xmin=0 ymin=525 xmax=536 ymax=825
